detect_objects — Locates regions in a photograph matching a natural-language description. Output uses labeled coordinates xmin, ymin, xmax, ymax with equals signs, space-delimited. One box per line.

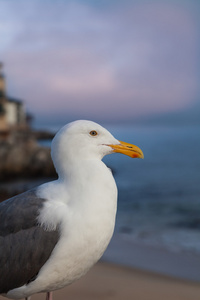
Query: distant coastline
xmin=0 ymin=128 xmax=56 ymax=182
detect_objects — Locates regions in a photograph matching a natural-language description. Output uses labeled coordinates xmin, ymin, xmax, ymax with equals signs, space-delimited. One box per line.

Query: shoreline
xmin=103 ymin=233 xmax=200 ymax=282
xmin=1 ymin=261 xmax=199 ymax=300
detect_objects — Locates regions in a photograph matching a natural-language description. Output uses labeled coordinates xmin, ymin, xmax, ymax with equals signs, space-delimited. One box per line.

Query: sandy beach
xmin=1 ymin=261 xmax=200 ymax=300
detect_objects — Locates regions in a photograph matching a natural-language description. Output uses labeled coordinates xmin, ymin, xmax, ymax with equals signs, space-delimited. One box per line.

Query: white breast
xmin=8 ymin=160 xmax=117 ymax=299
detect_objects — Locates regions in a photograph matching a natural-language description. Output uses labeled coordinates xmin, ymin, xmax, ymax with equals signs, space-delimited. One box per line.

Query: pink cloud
xmin=0 ymin=0 xmax=199 ymax=123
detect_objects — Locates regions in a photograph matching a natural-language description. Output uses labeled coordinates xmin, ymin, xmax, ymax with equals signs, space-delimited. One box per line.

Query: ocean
xmin=103 ymin=124 xmax=200 ymax=255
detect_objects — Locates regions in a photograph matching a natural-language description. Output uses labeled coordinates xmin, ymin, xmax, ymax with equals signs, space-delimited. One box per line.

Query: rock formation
xmin=0 ymin=131 xmax=56 ymax=180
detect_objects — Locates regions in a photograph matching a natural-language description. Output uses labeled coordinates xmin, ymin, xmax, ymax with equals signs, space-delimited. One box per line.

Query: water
xmin=39 ymin=123 xmax=200 ymax=255
xmin=103 ymin=124 xmax=200 ymax=255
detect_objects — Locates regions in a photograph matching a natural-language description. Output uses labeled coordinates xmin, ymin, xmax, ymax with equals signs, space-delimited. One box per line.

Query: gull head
xmin=51 ymin=120 xmax=143 ymax=177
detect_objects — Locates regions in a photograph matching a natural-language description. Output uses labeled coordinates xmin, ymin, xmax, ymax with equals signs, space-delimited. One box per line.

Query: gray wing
xmin=0 ymin=189 xmax=60 ymax=294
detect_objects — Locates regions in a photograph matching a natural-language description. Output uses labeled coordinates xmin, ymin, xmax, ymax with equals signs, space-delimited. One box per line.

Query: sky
xmin=0 ymin=0 xmax=200 ymax=125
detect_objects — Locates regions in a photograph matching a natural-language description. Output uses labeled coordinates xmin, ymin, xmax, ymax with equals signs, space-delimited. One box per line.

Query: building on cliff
xmin=0 ymin=63 xmax=30 ymax=135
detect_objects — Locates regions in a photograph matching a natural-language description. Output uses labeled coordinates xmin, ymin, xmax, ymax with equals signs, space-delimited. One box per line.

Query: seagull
xmin=0 ymin=120 xmax=143 ymax=300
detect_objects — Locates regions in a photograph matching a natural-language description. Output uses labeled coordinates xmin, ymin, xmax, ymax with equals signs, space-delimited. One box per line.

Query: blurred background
xmin=0 ymin=0 xmax=200 ymax=282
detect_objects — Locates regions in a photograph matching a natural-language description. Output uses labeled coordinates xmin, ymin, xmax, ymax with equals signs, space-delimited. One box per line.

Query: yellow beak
xmin=109 ymin=141 xmax=144 ymax=159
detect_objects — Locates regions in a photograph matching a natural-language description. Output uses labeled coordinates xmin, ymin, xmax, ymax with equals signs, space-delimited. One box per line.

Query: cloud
xmin=0 ymin=0 xmax=199 ymax=124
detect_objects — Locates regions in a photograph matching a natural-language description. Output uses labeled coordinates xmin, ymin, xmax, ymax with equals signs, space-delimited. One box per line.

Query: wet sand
xmin=1 ymin=262 xmax=200 ymax=300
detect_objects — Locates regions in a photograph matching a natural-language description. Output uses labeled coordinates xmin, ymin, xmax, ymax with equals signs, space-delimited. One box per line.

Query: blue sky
xmin=0 ymin=0 xmax=199 ymax=125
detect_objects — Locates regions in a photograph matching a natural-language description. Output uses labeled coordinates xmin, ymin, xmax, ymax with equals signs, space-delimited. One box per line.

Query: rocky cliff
xmin=0 ymin=131 xmax=56 ymax=180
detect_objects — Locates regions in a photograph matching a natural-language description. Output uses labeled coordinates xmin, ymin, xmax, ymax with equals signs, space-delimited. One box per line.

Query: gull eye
xmin=89 ymin=130 xmax=98 ymax=136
